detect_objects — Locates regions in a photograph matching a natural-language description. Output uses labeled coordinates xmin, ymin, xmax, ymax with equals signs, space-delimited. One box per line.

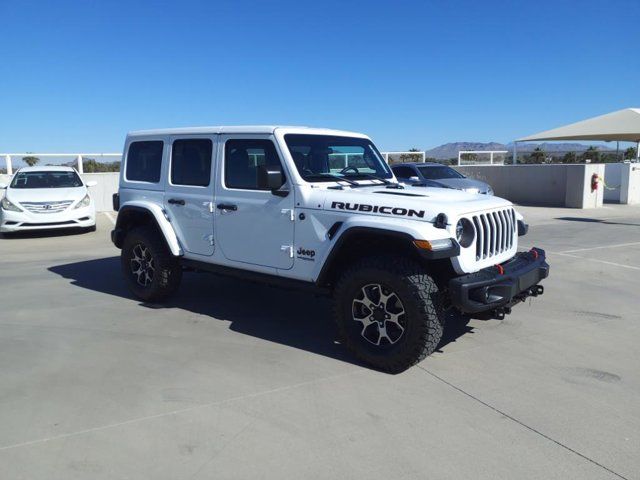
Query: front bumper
xmin=449 ymin=247 xmax=549 ymax=314
xmin=0 ymin=206 xmax=96 ymax=232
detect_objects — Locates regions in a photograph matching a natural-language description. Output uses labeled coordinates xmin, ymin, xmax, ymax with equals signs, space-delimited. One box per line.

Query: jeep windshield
xmin=10 ymin=171 xmax=83 ymax=189
xmin=284 ymin=134 xmax=393 ymax=184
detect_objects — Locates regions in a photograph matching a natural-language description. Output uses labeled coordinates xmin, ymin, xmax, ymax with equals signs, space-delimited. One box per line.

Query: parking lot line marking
xmin=560 ymin=241 xmax=640 ymax=254
xmin=419 ymin=367 xmax=629 ymax=480
xmin=103 ymin=212 xmax=116 ymax=225
xmin=552 ymin=252 xmax=640 ymax=271
xmin=0 ymin=368 xmax=363 ymax=452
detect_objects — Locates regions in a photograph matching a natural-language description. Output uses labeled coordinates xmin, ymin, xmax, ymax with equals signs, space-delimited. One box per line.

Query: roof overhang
xmin=517 ymin=108 xmax=640 ymax=143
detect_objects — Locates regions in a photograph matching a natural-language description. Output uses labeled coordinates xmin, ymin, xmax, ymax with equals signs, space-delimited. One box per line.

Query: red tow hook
xmin=530 ymin=248 xmax=539 ymax=260
xmin=495 ymin=264 xmax=505 ymax=275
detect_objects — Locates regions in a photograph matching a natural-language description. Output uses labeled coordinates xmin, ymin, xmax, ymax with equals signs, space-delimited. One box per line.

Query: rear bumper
xmin=448 ymin=248 xmax=549 ymax=313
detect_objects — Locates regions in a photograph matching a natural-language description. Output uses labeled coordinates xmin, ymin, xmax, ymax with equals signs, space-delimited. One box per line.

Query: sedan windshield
xmin=284 ymin=134 xmax=393 ymax=182
xmin=10 ymin=171 xmax=83 ymax=189
xmin=417 ymin=166 xmax=464 ymax=180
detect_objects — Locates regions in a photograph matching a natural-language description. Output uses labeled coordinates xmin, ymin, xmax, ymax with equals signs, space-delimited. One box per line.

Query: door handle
xmin=216 ymin=203 xmax=237 ymax=211
xmin=168 ymin=198 xmax=185 ymax=206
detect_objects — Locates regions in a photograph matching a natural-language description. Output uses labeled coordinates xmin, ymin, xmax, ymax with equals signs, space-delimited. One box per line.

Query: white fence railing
xmin=381 ymin=151 xmax=426 ymax=164
xmin=457 ymin=150 xmax=508 ymax=166
xmin=1 ymin=153 xmax=121 ymax=175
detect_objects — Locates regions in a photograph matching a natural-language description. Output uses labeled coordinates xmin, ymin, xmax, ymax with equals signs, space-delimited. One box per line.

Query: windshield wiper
xmin=346 ymin=173 xmax=404 ymax=188
xmin=305 ymin=173 xmax=359 ymax=186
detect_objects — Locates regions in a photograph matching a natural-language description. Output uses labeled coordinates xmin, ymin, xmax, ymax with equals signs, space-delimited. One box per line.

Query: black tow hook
xmin=493 ymin=306 xmax=512 ymax=320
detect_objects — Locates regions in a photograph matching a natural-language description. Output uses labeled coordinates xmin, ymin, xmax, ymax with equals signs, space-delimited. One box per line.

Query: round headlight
xmin=455 ymin=218 xmax=475 ymax=248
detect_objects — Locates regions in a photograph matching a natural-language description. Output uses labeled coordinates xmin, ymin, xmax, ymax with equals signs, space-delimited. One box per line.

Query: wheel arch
xmin=316 ymin=227 xmax=424 ymax=288
xmin=111 ymin=202 xmax=182 ymax=256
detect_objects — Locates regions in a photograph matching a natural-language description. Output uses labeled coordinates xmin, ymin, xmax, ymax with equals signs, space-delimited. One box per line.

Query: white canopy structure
xmin=515 ymin=108 xmax=640 ymax=162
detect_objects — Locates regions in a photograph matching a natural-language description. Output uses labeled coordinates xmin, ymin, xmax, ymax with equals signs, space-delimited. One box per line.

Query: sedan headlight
xmin=74 ymin=194 xmax=91 ymax=209
xmin=1 ymin=197 xmax=22 ymax=212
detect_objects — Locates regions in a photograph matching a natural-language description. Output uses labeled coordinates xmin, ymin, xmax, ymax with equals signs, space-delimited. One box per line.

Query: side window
xmin=126 ymin=141 xmax=163 ymax=183
xmin=393 ymin=166 xmax=414 ymax=179
xmin=224 ymin=139 xmax=284 ymax=190
xmin=171 ymin=139 xmax=213 ymax=187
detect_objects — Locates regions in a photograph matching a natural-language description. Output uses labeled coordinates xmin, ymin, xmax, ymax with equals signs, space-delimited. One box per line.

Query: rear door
xmin=164 ymin=136 xmax=216 ymax=256
xmin=214 ymin=135 xmax=295 ymax=270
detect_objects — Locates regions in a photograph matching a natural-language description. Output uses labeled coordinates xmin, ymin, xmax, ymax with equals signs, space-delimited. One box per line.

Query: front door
xmin=164 ymin=137 xmax=215 ymax=256
xmin=215 ymin=135 xmax=295 ymax=270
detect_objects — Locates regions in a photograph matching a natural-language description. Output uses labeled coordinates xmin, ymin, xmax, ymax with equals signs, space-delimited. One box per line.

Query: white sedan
xmin=0 ymin=166 xmax=96 ymax=233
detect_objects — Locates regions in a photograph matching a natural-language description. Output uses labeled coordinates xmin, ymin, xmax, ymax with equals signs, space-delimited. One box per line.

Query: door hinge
xmin=281 ymin=208 xmax=295 ymax=221
xmin=205 ymin=234 xmax=215 ymax=246
xmin=280 ymin=245 xmax=294 ymax=257
xmin=203 ymin=201 xmax=215 ymax=213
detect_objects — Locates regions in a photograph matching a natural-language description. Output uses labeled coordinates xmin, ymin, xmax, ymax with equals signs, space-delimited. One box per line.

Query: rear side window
xmin=171 ymin=139 xmax=213 ymax=187
xmin=224 ymin=139 xmax=283 ymax=190
xmin=126 ymin=141 xmax=163 ymax=183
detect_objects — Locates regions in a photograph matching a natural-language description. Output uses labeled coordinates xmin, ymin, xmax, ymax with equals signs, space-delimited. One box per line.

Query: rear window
xmin=126 ymin=141 xmax=164 ymax=183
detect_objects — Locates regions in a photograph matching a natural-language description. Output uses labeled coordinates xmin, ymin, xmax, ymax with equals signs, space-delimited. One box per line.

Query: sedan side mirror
xmin=86 ymin=181 xmax=97 ymax=187
xmin=0 ymin=184 xmax=6 ymax=190
xmin=409 ymin=176 xmax=420 ymax=182
xmin=257 ymin=165 xmax=288 ymax=197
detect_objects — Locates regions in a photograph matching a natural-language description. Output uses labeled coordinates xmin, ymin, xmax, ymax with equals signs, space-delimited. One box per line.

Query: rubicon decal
xmin=331 ymin=202 xmax=425 ymax=218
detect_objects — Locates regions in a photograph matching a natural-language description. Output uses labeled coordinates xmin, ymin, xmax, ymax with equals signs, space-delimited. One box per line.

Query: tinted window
xmin=225 ymin=139 xmax=284 ymax=190
xmin=417 ymin=165 xmax=464 ymax=180
xmin=392 ymin=166 xmax=415 ymax=179
xmin=126 ymin=141 xmax=163 ymax=183
xmin=171 ymin=139 xmax=213 ymax=187
xmin=10 ymin=171 xmax=83 ymax=189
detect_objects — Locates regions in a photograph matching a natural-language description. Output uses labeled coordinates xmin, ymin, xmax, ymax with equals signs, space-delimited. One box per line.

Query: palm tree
xmin=624 ymin=147 xmax=637 ymax=160
xmin=22 ymin=156 xmax=40 ymax=167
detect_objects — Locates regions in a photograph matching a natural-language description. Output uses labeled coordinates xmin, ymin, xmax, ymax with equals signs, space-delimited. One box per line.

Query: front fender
xmin=115 ymin=201 xmax=183 ymax=256
xmin=336 ymin=215 xmax=453 ymax=244
xmin=313 ymin=216 xmax=457 ymax=285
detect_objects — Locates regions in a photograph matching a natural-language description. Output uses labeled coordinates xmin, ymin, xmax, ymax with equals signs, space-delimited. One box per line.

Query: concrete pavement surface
xmin=0 ymin=206 xmax=639 ymax=479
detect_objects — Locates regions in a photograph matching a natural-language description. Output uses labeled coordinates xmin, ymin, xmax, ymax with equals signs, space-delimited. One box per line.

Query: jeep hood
xmin=308 ymin=184 xmax=512 ymax=221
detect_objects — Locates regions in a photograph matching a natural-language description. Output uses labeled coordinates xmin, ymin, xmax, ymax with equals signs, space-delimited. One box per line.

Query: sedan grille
xmin=471 ymin=208 xmax=516 ymax=260
xmin=20 ymin=201 xmax=74 ymax=214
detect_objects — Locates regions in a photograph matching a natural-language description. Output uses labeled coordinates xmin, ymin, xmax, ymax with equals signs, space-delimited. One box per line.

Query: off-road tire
xmin=333 ymin=255 xmax=445 ymax=373
xmin=121 ymin=226 xmax=182 ymax=302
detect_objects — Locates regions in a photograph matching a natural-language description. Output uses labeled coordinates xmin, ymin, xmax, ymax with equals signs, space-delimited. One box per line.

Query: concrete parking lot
xmin=1 ymin=206 xmax=639 ymax=480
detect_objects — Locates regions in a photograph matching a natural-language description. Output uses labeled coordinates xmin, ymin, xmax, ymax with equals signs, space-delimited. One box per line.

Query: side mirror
xmin=86 ymin=181 xmax=97 ymax=187
xmin=257 ymin=166 xmax=288 ymax=196
xmin=0 ymin=184 xmax=6 ymax=190
xmin=409 ymin=176 xmax=420 ymax=182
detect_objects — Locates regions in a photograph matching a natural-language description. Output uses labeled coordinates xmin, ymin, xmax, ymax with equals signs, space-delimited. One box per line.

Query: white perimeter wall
xmin=604 ymin=163 xmax=640 ymax=205
xmin=455 ymin=164 xmax=605 ymax=208
xmin=3 ymin=164 xmax=639 ymax=210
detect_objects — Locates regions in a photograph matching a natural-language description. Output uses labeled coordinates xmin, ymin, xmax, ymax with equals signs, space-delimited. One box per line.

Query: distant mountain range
xmin=424 ymin=142 xmax=615 ymax=159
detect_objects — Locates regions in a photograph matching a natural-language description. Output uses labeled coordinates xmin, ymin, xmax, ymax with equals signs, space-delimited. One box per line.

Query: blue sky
xmin=1 ymin=0 xmax=639 ymax=155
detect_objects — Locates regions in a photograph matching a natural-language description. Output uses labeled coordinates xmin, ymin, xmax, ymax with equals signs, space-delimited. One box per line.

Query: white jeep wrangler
xmin=111 ymin=126 xmax=549 ymax=373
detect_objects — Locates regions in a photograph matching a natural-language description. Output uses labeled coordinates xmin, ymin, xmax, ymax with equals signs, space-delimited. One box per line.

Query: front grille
xmin=20 ymin=221 xmax=76 ymax=227
xmin=19 ymin=200 xmax=73 ymax=214
xmin=471 ymin=208 xmax=516 ymax=260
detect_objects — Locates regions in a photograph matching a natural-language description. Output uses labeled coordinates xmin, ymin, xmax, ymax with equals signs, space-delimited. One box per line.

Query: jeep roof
xmin=127 ymin=125 xmax=368 ymax=138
